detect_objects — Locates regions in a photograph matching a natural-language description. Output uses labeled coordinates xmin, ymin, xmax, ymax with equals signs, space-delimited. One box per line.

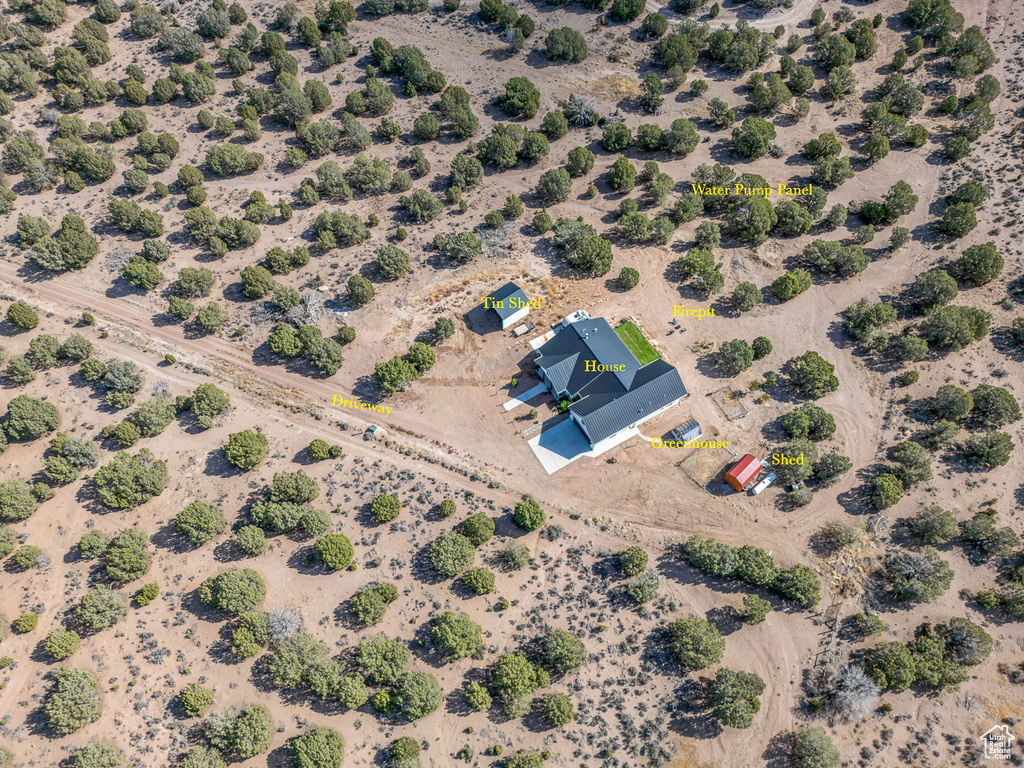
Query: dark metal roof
xmin=674 ymin=419 xmax=702 ymax=441
xmin=535 ymin=318 xmax=640 ymax=394
xmin=536 ymin=318 xmax=686 ymax=443
xmin=484 ymin=282 xmax=530 ymax=321
xmin=569 ymin=359 xmax=687 ymax=444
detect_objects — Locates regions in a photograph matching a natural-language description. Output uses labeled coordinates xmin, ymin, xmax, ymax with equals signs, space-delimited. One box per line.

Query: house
xmin=483 ymin=282 xmax=532 ymax=330
xmin=534 ymin=317 xmax=687 ymax=451
xmin=725 ymin=454 xmax=763 ymax=492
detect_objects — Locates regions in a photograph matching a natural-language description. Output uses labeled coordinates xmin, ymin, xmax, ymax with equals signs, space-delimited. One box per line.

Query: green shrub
xmin=627 ymin=571 xmax=661 ymax=604
xmin=792 ymin=725 xmax=841 ymax=768
xmin=390 ymin=736 xmax=420 ymax=764
xmin=462 ymin=513 xmax=494 ymax=545
xmin=224 ymin=430 xmax=268 ymax=470
xmin=370 ymin=493 xmax=401 ymax=522
xmin=496 ymin=77 xmax=540 ymax=119
xmin=853 ymin=612 xmax=885 ymax=637
xmin=14 ymin=612 xmax=39 ymax=632
xmin=541 ymin=628 xmax=585 ymax=674
xmin=545 ymin=27 xmax=588 ymax=62
xmin=235 ymin=525 xmax=266 ymax=556
xmin=376 ymin=245 xmax=409 ymax=280
xmin=313 ymin=533 xmax=354 ymax=570
xmin=350 ymin=582 xmax=398 ymax=627
xmin=293 ymin=727 xmax=345 ymax=768
xmin=4 ymin=395 xmax=59 ymax=442
xmin=397 ymin=671 xmax=443 ymax=720
xmin=135 ymin=582 xmax=159 ymax=606
xmin=884 ymin=547 xmax=953 ymax=603
xmin=463 ymin=567 xmax=495 ymax=594
xmin=44 ymin=667 xmax=102 ymax=734
xmin=93 ymin=450 xmax=167 ymax=510
xmin=618 ymin=546 xmax=648 ymax=576
xmin=429 ymin=531 xmax=475 ymax=577
xmin=357 ymin=635 xmax=410 ymax=685
xmin=465 ymin=681 xmax=492 ymax=711
xmin=513 ymin=497 xmax=545 ymax=530
xmin=77 ymin=530 xmax=109 ymax=559
xmin=668 ymin=616 xmax=724 ymax=669
xmin=347 ymin=275 xmax=375 ymax=305
xmin=102 ymin=527 xmax=151 ymax=582
xmin=742 ymin=595 xmax=772 ymax=625
xmin=77 ymin=585 xmax=128 ymax=630
xmin=180 ymin=684 xmax=213 ymax=717
xmin=198 ymin=568 xmax=267 ymax=614
xmin=6 ymin=301 xmax=40 ymax=330
xmin=709 ymin=668 xmax=765 ymax=729
xmin=871 ymin=473 xmax=903 ymax=510
xmin=429 ymin=610 xmax=482 ymax=661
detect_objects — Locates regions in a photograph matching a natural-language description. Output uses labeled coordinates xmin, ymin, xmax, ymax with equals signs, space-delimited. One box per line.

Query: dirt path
xmin=654 ymin=0 xmax=821 ymax=30
xmin=0 ymin=259 xmax=367 ymax=417
xmin=714 ymin=0 xmax=821 ymax=30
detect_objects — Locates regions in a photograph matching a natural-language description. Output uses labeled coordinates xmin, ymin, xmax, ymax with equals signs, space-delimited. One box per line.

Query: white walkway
xmin=501 ymin=383 xmax=548 ymax=411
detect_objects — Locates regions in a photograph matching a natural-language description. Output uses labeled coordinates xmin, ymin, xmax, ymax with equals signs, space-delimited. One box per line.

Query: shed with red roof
xmin=725 ymin=454 xmax=762 ymax=492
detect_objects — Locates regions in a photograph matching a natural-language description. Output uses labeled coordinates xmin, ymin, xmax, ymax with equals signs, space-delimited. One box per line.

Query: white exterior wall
xmin=501 ymin=306 xmax=529 ymax=329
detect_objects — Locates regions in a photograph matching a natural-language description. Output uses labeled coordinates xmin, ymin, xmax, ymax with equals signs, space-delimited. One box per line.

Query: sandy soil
xmin=2 ymin=0 xmax=1024 ymax=765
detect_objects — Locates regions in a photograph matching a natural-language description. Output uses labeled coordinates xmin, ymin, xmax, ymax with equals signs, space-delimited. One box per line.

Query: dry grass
xmin=589 ymin=73 xmax=642 ymax=100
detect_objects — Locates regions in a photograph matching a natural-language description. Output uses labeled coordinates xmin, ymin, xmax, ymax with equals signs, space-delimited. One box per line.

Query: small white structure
xmin=751 ymin=473 xmax=776 ymax=495
xmin=484 ymin=282 xmax=532 ymax=330
xmin=561 ymin=309 xmax=591 ymax=327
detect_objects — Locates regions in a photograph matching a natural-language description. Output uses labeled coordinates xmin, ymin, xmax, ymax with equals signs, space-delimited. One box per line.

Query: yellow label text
xmin=585 ymin=361 xmax=625 ymax=372
xmin=689 ymin=183 xmax=814 ymax=197
xmin=482 ymin=296 xmax=543 ymax=309
xmin=652 ymin=438 xmax=730 ymax=448
xmin=771 ymin=453 xmax=803 ymax=465
xmin=673 ymin=306 xmax=715 ymax=318
xmin=332 ymin=395 xmax=392 ymax=417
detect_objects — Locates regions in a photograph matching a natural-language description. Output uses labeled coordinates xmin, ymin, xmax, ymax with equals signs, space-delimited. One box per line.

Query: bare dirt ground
xmin=3 ymin=0 xmax=1024 ymax=765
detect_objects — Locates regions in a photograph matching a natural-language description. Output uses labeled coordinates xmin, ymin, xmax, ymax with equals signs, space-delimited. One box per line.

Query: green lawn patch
xmin=615 ymin=321 xmax=660 ymax=365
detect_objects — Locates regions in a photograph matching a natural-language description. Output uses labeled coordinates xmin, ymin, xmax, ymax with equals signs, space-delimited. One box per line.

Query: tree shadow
xmin=203 ymin=447 xmax=242 ymax=478
xmin=763 ymin=729 xmax=795 ymax=768
xmin=666 ymin=676 xmax=720 ymax=740
xmin=212 ymin=535 xmax=251 ymax=563
xmin=705 ymin=605 xmax=744 ymax=636
xmin=411 ymin=540 xmax=449 ymax=586
xmin=150 ymin=521 xmax=188 ymax=553
xmin=286 ymin=544 xmax=319 ymax=574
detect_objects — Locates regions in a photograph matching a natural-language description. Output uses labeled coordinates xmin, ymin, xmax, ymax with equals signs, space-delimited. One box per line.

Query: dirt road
xmin=655 ymin=0 xmax=822 ymax=31
xmin=0 ymin=259 xmax=367 ymax=416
